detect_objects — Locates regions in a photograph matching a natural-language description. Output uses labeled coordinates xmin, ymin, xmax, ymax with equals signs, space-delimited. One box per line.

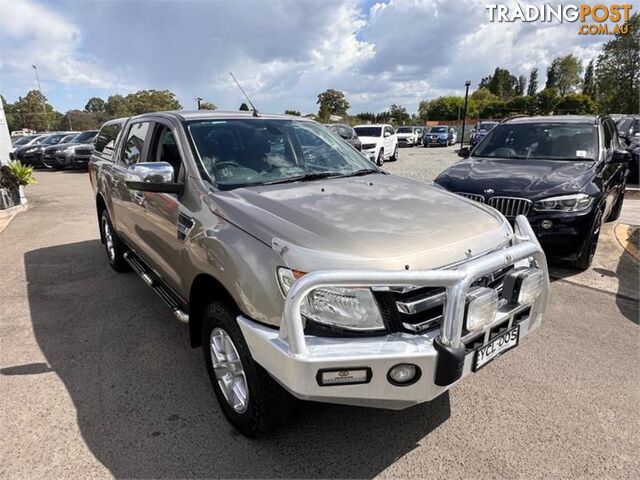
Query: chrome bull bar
xmin=281 ymin=216 xmax=549 ymax=359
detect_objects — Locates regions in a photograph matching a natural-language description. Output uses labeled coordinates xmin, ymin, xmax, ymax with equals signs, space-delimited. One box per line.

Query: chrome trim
xmin=455 ymin=192 xmax=485 ymax=203
xmin=280 ymin=215 xmax=549 ymax=355
xmin=488 ymin=196 xmax=532 ymax=217
xmin=396 ymin=291 xmax=445 ymax=315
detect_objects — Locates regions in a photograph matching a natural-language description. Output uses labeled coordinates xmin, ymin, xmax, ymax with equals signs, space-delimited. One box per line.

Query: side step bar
xmin=124 ymin=251 xmax=189 ymax=324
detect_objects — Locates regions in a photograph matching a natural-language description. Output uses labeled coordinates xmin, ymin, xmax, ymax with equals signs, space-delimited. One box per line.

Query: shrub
xmin=0 ymin=161 xmax=36 ymax=190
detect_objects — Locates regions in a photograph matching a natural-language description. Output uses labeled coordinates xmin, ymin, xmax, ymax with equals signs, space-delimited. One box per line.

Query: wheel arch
xmin=188 ymin=273 xmax=238 ymax=348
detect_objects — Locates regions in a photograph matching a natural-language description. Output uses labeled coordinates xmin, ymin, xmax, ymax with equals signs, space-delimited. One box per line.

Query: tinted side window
xmin=94 ymin=123 xmax=122 ymax=159
xmin=122 ymin=122 xmax=151 ymax=166
xmin=603 ymin=122 xmax=612 ymax=149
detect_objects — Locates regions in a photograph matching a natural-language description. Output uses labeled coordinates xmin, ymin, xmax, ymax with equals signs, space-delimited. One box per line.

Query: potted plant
xmin=0 ymin=161 xmax=36 ymax=210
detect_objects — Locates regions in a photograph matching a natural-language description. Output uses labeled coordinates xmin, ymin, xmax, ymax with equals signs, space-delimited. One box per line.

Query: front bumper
xmin=424 ymin=136 xmax=448 ymax=146
xmin=529 ymin=209 xmax=595 ymax=260
xmin=363 ymin=148 xmax=377 ymax=162
xmin=397 ymin=137 xmax=415 ymax=147
xmin=239 ymin=216 xmax=549 ymax=409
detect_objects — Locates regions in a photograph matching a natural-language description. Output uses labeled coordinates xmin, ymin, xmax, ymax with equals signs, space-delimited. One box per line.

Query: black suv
xmin=435 ymin=115 xmax=631 ymax=270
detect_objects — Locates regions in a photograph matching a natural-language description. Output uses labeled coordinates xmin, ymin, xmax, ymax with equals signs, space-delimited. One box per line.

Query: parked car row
xmin=10 ymin=130 xmax=98 ymax=170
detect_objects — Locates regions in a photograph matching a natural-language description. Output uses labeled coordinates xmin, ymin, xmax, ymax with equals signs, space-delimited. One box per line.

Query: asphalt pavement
xmin=0 ymin=163 xmax=638 ymax=479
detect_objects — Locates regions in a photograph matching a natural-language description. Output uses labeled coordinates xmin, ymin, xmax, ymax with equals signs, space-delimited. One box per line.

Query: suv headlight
xmin=277 ymin=268 xmax=385 ymax=332
xmin=534 ymin=193 xmax=593 ymax=213
xmin=24 ymin=147 xmax=39 ymax=153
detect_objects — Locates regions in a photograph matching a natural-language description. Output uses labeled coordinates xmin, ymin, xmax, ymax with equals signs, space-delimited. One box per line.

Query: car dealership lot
xmin=1 ymin=163 xmax=638 ymax=478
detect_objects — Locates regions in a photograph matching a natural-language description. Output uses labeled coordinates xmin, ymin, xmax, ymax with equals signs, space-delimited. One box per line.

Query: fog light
xmin=502 ymin=268 xmax=544 ymax=305
xmin=316 ymin=368 xmax=372 ymax=386
xmin=465 ymin=287 xmax=499 ymax=332
xmin=388 ymin=364 xmax=421 ymax=386
xmin=540 ymin=220 xmax=553 ymax=230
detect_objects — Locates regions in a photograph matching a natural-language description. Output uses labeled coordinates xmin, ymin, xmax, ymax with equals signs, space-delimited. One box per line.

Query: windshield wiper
xmin=335 ymin=168 xmax=382 ymax=178
xmin=262 ymin=171 xmax=343 ymax=185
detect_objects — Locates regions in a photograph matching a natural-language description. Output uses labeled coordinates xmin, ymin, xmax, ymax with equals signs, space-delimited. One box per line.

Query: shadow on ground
xmin=23 ymin=240 xmax=449 ymax=479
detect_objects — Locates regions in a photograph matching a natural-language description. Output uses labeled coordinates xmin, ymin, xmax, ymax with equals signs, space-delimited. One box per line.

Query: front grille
xmin=373 ymin=263 xmax=513 ymax=335
xmin=487 ymin=196 xmax=532 ymax=217
xmin=455 ymin=193 xmax=531 ymax=217
xmin=75 ymin=149 xmax=93 ymax=155
xmin=456 ymin=192 xmax=485 ymax=203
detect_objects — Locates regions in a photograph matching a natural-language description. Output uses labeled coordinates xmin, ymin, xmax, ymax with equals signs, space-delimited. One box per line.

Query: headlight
xmin=277 ymin=268 xmax=385 ymax=332
xmin=534 ymin=193 xmax=593 ymax=212
xmin=362 ymin=143 xmax=376 ymax=150
xmin=502 ymin=267 xmax=544 ymax=306
xmin=24 ymin=147 xmax=38 ymax=153
xmin=465 ymin=287 xmax=498 ymax=332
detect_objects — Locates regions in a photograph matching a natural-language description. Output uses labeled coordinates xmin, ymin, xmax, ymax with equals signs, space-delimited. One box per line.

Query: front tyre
xmin=390 ymin=145 xmax=398 ymax=161
xmin=100 ymin=210 xmax=130 ymax=272
xmin=376 ymin=149 xmax=384 ymax=166
xmin=202 ymin=301 xmax=297 ymax=437
xmin=572 ymin=207 xmax=603 ymax=271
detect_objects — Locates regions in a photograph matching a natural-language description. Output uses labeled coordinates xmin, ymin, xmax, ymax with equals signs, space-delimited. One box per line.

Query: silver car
xmin=91 ymin=111 xmax=550 ymax=436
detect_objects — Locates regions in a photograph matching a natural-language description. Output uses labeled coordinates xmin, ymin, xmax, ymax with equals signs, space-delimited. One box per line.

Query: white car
xmin=395 ymin=126 xmax=418 ymax=147
xmin=353 ymin=124 xmax=398 ymax=166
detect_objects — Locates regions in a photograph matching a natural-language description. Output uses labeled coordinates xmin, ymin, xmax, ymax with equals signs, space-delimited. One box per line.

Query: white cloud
xmin=0 ymin=0 xmax=612 ymax=114
xmin=0 ymin=0 xmax=117 ymax=90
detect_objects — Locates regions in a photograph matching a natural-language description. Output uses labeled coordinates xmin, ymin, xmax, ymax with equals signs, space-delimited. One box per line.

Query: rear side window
xmin=603 ymin=121 xmax=613 ymax=150
xmin=95 ymin=123 xmax=123 ymax=160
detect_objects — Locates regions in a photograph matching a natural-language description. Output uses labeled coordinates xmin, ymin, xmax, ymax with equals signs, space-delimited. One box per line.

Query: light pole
xmin=195 ymin=97 xmax=203 ymax=110
xmin=32 ymin=65 xmax=49 ymax=131
xmin=460 ymin=80 xmax=471 ymax=147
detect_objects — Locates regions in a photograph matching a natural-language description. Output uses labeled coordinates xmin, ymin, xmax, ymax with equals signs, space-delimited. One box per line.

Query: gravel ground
xmin=382 ymin=144 xmax=459 ymax=183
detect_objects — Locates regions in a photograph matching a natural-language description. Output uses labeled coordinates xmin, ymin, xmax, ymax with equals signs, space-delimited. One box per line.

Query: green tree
xmin=595 ymin=13 xmax=639 ymax=113
xmin=84 ymin=97 xmax=106 ymax=113
xmin=199 ymin=101 xmax=216 ymax=110
xmin=356 ymin=112 xmax=376 ymax=123
xmin=479 ymin=67 xmax=519 ymax=99
xmin=284 ymin=109 xmax=301 ymax=116
xmin=125 ymin=89 xmax=182 ymax=115
xmin=10 ymin=90 xmax=59 ymax=131
xmin=527 ymin=68 xmax=539 ymax=97
xmin=535 ymin=88 xmax=561 ymax=115
xmin=317 ymin=89 xmax=350 ymax=117
xmin=583 ymin=60 xmax=596 ymax=99
xmin=239 ymin=103 xmax=250 ymax=111
xmin=556 ymin=93 xmax=596 ymax=115
xmin=546 ymin=55 xmax=583 ymax=95
xmin=478 ymin=100 xmax=507 ymax=119
xmin=57 ymin=110 xmax=104 ymax=131
xmin=515 ymin=75 xmax=527 ymax=96
xmin=389 ymin=104 xmax=410 ymax=124
xmin=317 ymin=102 xmax=331 ymax=123
xmin=105 ymin=94 xmax=132 ymax=118
xmin=421 ymin=96 xmax=465 ymax=121
xmin=505 ymin=96 xmax=534 ymax=115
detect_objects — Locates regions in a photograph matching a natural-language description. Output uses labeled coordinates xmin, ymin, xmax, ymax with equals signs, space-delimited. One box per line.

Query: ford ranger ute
xmin=90 ymin=111 xmax=550 ymax=436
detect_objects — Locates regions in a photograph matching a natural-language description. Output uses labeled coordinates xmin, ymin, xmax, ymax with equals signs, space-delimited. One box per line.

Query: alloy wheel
xmin=210 ymin=328 xmax=249 ymax=413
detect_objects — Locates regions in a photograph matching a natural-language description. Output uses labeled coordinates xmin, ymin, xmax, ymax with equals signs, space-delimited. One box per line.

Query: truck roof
xmin=134 ymin=110 xmax=312 ymax=122
xmin=502 ymin=115 xmax=601 ymax=125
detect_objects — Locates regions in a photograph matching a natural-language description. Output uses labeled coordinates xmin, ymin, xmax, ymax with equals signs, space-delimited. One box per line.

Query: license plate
xmin=473 ymin=325 xmax=520 ymax=371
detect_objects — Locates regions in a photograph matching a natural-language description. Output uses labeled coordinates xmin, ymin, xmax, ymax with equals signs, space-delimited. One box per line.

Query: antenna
xmin=229 ymin=72 xmax=259 ymax=117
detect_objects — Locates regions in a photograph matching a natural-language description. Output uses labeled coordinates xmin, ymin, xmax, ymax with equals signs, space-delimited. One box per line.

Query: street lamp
xmin=460 ymin=80 xmax=471 ymax=147
xmin=32 ymin=64 xmax=49 ymax=131
xmin=195 ymin=97 xmax=203 ymax=110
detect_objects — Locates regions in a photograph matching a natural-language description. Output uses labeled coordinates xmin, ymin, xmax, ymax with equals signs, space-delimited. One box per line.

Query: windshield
xmin=429 ymin=126 xmax=448 ymax=133
xmin=60 ymin=134 xmax=77 ymax=143
xmin=354 ymin=126 xmax=381 ymax=137
xmin=13 ymin=136 xmax=36 ymax=145
xmin=474 ymin=123 xmax=599 ymax=161
xmin=41 ymin=134 xmax=67 ymax=145
xmin=72 ymin=131 xmax=98 ymax=143
xmin=188 ymin=119 xmax=379 ymax=190
xmin=396 ymin=127 xmax=413 ymax=133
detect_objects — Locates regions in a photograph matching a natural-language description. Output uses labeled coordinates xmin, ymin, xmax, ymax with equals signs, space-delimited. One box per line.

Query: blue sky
xmin=1 ymin=0 xmax=612 ymax=115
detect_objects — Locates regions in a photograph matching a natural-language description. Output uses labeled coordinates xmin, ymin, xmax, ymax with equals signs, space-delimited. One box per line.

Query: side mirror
xmin=610 ymin=149 xmax=631 ymax=163
xmin=458 ymin=147 xmax=470 ymax=158
xmin=125 ymin=162 xmax=182 ymax=193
